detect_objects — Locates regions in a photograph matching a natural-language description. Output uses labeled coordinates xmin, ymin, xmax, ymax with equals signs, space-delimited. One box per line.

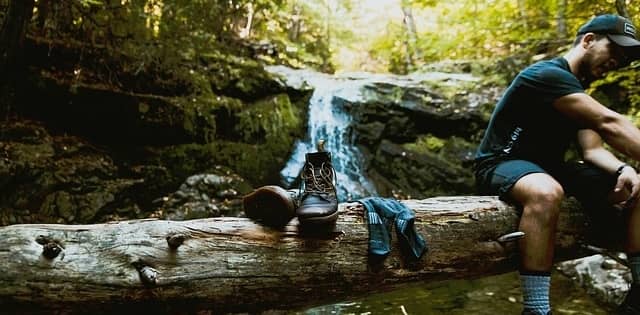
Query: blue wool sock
xmin=520 ymin=273 xmax=551 ymax=314
xmin=629 ymin=253 xmax=640 ymax=285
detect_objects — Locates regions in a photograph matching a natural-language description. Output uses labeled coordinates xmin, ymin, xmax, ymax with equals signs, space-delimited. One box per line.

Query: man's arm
xmin=577 ymin=128 xmax=628 ymax=173
xmin=577 ymin=124 xmax=640 ymax=207
xmin=554 ymin=92 xmax=640 ymax=161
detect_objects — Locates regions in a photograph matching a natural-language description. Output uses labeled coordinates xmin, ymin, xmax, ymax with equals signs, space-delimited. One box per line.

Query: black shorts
xmin=475 ymin=159 xmax=616 ymax=207
xmin=475 ymin=159 xmax=626 ymax=244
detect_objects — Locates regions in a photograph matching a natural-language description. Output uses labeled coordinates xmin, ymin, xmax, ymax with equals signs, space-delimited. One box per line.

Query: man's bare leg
xmin=510 ymin=173 xmax=564 ymax=315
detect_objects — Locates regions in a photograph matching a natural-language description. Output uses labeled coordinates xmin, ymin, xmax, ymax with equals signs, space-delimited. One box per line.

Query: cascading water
xmin=267 ymin=65 xmax=482 ymax=201
xmin=267 ymin=66 xmax=378 ymax=201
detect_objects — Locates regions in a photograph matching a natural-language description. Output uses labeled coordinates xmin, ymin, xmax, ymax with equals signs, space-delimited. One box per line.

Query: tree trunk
xmin=0 ymin=196 xmax=615 ymax=313
xmin=321 ymin=0 xmax=333 ymax=73
xmin=401 ymin=0 xmax=420 ymax=71
xmin=555 ymin=0 xmax=567 ymax=39
xmin=0 ymin=0 xmax=35 ymax=115
xmin=616 ymin=0 xmax=630 ymax=18
xmin=238 ymin=2 xmax=254 ymax=38
xmin=288 ymin=2 xmax=302 ymax=42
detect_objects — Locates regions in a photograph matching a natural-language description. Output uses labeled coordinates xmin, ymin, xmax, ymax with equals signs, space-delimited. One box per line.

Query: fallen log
xmin=0 ymin=196 xmax=617 ymax=313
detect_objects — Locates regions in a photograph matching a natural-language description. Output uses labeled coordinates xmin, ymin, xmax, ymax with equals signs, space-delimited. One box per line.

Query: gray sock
xmin=520 ymin=273 xmax=551 ymax=314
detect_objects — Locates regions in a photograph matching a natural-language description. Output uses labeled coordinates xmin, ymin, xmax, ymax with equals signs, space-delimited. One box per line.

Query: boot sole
xmin=298 ymin=210 xmax=339 ymax=225
xmin=243 ymin=186 xmax=295 ymax=227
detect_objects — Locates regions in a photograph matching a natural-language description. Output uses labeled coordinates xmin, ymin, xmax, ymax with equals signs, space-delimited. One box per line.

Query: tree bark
xmin=0 ymin=0 xmax=35 ymax=114
xmin=555 ymin=0 xmax=567 ymax=39
xmin=288 ymin=2 xmax=302 ymax=42
xmin=0 ymin=0 xmax=34 ymax=76
xmin=616 ymin=0 xmax=630 ymax=18
xmin=0 ymin=196 xmax=616 ymax=313
xmin=401 ymin=0 xmax=420 ymax=71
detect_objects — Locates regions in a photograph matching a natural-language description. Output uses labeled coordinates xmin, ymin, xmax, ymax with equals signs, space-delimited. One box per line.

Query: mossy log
xmin=0 ymin=196 xmax=607 ymax=313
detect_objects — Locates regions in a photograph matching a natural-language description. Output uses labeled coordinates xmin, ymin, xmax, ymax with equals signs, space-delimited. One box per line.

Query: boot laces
xmin=301 ymin=162 xmax=336 ymax=195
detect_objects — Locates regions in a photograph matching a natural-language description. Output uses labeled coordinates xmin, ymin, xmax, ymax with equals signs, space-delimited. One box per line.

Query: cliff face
xmin=337 ymin=75 xmax=501 ymax=198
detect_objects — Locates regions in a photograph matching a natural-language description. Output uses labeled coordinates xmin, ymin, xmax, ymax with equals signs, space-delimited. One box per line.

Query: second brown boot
xmin=243 ymin=185 xmax=298 ymax=228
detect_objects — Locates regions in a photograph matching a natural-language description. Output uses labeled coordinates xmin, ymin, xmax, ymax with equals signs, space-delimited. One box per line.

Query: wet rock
xmin=158 ymin=171 xmax=250 ymax=220
xmin=558 ymin=254 xmax=631 ymax=307
xmin=217 ymin=188 xmax=238 ymax=199
xmin=369 ymin=140 xmax=476 ymax=198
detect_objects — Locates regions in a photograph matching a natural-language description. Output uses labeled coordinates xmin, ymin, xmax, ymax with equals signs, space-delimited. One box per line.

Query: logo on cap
xmin=624 ymin=22 xmax=636 ymax=37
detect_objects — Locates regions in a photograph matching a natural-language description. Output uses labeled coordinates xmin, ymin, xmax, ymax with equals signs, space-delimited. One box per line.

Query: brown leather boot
xmin=243 ymin=185 xmax=298 ymax=228
xmin=296 ymin=151 xmax=339 ymax=225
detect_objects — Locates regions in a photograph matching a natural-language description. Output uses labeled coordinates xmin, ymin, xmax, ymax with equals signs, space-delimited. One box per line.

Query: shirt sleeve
xmin=519 ymin=63 xmax=584 ymax=104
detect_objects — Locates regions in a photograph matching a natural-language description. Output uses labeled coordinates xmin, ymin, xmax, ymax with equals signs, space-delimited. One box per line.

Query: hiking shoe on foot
xmin=297 ymin=151 xmax=338 ymax=225
xmin=521 ymin=310 xmax=552 ymax=315
xmin=243 ymin=185 xmax=298 ymax=228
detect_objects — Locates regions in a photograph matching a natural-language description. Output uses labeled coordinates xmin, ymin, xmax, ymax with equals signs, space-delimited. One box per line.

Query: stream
xmin=300 ymin=271 xmax=611 ymax=314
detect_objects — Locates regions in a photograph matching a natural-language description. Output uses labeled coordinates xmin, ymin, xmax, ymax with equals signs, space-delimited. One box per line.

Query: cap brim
xmin=607 ymin=34 xmax=640 ymax=47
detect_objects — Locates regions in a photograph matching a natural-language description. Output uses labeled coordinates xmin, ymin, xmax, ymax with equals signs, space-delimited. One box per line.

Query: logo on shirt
xmin=503 ymin=126 xmax=523 ymax=154
xmin=624 ymin=22 xmax=636 ymax=37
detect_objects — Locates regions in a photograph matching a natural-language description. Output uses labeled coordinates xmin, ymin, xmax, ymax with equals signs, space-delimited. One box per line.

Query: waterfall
xmin=266 ymin=65 xmax=482 ymax=201
xmin=267 ymin=66 xmax=378 ymax=201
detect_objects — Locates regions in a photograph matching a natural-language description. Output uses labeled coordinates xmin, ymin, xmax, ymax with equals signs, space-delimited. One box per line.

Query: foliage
xmin=10 ymin=0 xmax=640 ymax=117
xmin=588 ymin=61 xmax=640 ymax=123
xmin=362 ymin=0 xmax=640 ymax=74
xmin=25 ymin=0 xmax=336 ymax=82
xmin=4 ymin=0 xmax=637 ymax=77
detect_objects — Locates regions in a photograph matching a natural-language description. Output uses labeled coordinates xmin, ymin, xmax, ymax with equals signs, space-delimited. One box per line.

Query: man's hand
xmin=614 ymin=166 xmax=640 ymax=209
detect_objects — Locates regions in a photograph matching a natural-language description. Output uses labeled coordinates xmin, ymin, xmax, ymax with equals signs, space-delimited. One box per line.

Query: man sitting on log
xmin=474 ymin=14 xmax=640 ymax=315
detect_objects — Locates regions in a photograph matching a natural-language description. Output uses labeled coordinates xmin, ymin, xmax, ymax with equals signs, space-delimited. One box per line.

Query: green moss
xmin=198 ymin=52 xmax=282 ymax=99
xmin=236 ymin=94 xmax=301 ymax=144
xmin=403 ymin=134 xmax=446 ymax=154
xmin=152 ymin=138 xmax=297 ymax=187
xmin=151 ymin=93 xmax=304 ymax=186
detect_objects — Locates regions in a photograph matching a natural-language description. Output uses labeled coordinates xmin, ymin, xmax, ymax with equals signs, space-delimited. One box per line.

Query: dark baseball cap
xmin=577 ymin=14 xmax=640 ymax=48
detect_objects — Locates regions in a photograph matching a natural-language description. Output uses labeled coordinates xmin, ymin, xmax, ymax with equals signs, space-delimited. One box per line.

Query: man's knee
xmin=513 ymin=173 xmax=564 ymax=204
xmin=512 ymin=174 xmax=564 ymax=221
xmin=529 ymin=183 xmax=564 ymax=205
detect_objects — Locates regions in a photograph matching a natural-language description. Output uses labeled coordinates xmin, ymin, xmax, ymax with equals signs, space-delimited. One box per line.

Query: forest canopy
xmin=1 ymin=0 xmax=639 ymax=113
xmin=2 ymin=0 xmax=637 ymax=73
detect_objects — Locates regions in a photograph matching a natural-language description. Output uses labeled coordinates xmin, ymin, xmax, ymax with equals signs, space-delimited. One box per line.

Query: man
xmin=474 ymin=14 xmax=640 ymax=315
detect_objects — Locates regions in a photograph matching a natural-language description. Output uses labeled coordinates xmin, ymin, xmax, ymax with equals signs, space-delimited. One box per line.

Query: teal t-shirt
xmin=475 ymin=57 xmax=585 ymax=169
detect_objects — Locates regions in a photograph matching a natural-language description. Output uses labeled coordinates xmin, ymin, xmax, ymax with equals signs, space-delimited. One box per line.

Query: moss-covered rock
xmin=200 ymin=52 xmax=287 ymax=101
xmin=141 ymin=92 xmax=305 ymax=187
xmin=369 ymin=139 xmax=475 ymax=199
xmin=0 ymin=119 xmax=147 ymax=225
xmin=157 ymin=170 xmax=251 ymax=220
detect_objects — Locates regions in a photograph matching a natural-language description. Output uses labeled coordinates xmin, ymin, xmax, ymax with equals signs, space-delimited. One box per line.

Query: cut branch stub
xmin=131 ymin=260 xmax=158 ymax=286
xmin=166 ymin=232 xmax=187 ymax=249
xmin=42 ymin=243 xmax=62 ymax=259
xmin=35 ymin=235 xmax=63 ymax=259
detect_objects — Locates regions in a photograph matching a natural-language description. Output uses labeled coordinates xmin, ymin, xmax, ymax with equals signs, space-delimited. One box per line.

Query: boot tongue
xmin=305 ymin=152 xmax=331 ymax=165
